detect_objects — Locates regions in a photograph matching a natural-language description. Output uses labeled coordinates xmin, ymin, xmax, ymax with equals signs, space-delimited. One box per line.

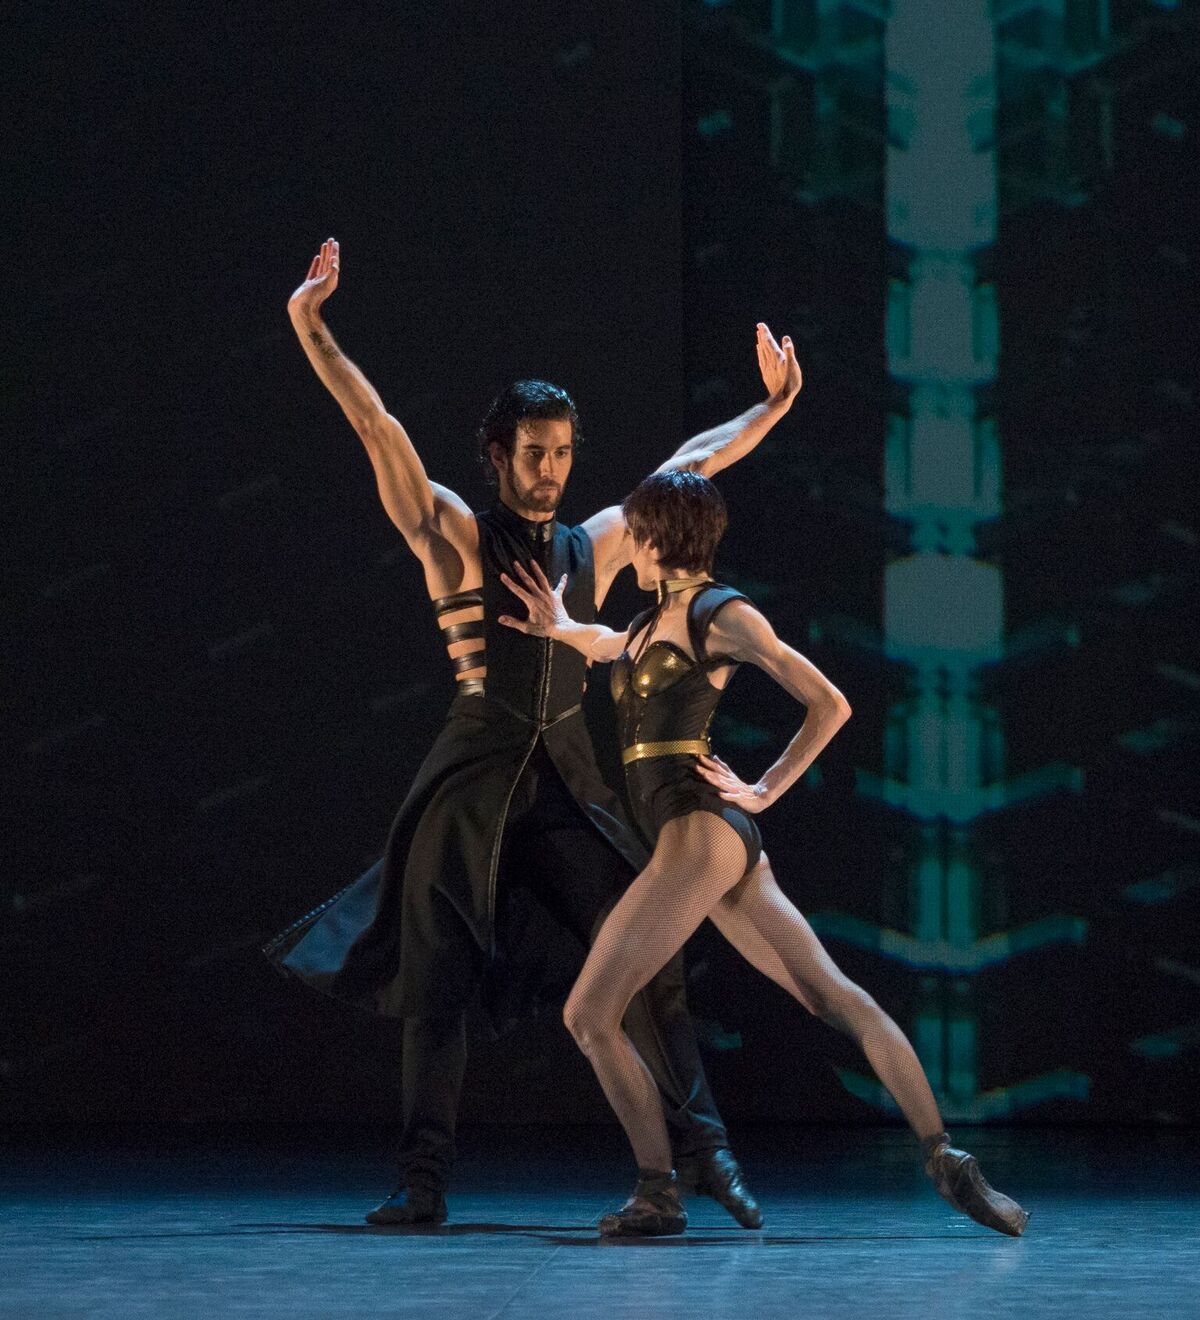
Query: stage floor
xmin=1 ymin=1125 xmax=1196 ymax=1319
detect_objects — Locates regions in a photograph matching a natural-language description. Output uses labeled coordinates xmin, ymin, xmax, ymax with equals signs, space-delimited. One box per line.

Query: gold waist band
xmin=621 ymin=738 xmax=711 ymax=766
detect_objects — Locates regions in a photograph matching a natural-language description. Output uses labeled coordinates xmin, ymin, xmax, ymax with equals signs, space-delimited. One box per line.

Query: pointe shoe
xmin=676 ymin=1147 xmax=764 ymax=1229
xmin=365 ymin=1185 xmax=448 ymax=1226
xmin=598 ymin=1169 xmax=688 ymax=1238
xmin=922 ymin=1133 xmax=1030 ymax=1237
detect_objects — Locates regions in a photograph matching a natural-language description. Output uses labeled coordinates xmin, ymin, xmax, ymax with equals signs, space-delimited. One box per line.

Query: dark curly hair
xmin=476 ymin=380 xmax=581 ymax=484
xmin=622 ymin=469 xmax=728 ymax=574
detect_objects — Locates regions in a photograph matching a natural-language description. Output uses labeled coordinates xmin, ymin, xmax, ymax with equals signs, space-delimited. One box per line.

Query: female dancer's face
xmin=630 ymin=538 xmax=666 ymax=592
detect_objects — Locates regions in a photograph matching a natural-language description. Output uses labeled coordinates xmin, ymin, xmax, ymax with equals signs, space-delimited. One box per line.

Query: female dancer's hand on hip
xmin=695 ymin=755 xmax=772 ymax=813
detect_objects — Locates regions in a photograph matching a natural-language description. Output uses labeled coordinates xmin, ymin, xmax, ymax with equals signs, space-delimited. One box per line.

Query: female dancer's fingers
xmin=512 ymin=563 xmax=554 ymax=606
xmin=528 ymin=558 xmax=556 ymax=591
xmin=499 ymin=571 xmax=534 ymax=606
xmin=513 ymin=561 xmax=543 ymax=590
xmin=306 ymin=254 xmax=320 ymax=281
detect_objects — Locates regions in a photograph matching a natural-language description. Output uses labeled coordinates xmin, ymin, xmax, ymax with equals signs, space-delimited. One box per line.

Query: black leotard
xmin=610 ymin=582 xmax=762 ymax=872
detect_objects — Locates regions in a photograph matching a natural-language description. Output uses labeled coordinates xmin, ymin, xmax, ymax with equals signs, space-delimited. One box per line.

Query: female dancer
xmin=499 ymin=469 xmax=1029 ymax=1239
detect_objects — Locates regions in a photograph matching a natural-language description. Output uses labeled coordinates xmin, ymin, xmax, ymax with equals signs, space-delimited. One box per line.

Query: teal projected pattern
xmin=686 ymin=0 xmax=1196 ymax=1120
xmin=852 ymin=0 xmax=1089 ymax=1119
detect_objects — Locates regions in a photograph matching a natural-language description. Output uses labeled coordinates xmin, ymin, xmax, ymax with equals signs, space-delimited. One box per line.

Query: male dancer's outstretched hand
xmin=756 ymin=322 xmax=802 ymax=405
xmin=289 ymin=237 xmax=341 ymax=318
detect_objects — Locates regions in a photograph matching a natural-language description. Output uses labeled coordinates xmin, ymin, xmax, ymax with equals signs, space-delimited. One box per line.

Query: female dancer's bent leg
xmin=564 ymin=812 xmax=749 ymax=1236
xmin=564 ymin=813 xmax=747 ymax=1176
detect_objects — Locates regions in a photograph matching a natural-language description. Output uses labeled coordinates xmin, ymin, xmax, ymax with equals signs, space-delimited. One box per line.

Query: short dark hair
xmin=622 ymin=469 xmax=728 ymax=574
xmin=476 ymin=380 xmax=581 ymax=484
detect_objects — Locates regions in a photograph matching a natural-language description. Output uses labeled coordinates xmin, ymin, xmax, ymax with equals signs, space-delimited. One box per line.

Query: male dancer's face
xmin=493 ymin=418 xmax=575 ymax=518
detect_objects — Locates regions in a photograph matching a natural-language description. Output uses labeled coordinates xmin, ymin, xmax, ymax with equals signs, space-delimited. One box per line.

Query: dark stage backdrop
xmin=7 ymin=1 xmax=1198 ymax=1127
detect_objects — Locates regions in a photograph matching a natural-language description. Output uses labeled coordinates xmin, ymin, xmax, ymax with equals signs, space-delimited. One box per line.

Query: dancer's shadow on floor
xmin=248 ymin=1224 xmax=965 ymax=1246
xmin=537 ymin=1232 xmax=966 ymax=1247
xmin=75 ymin=1223 xmax=966 ymax=1245
xmin=73 ymin=1223 xmax=582 ymax=1242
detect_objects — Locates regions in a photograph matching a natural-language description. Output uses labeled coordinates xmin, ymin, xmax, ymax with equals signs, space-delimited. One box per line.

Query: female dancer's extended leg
xmin=705 ymin=855 xmax=944 ymax=1141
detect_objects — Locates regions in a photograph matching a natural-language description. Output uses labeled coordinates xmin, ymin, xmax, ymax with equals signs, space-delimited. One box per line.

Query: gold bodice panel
xmin=610 ymin=642 xmax=696 ymax=704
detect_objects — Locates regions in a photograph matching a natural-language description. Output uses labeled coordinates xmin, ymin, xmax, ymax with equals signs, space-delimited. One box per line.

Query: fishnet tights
xmin=564 ymin=811 xmax=945 ymax=1172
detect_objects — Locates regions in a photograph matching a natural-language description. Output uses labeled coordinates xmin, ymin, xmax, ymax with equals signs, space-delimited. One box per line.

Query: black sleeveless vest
xmin=473 ymin=500 xmax=597 ymax=724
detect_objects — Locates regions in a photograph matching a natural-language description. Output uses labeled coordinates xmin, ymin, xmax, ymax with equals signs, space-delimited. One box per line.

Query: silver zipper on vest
xmin=485 ymin=539 xmax=559 ymax=956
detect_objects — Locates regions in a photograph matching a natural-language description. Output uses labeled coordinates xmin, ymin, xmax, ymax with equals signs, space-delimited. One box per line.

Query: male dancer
xmin=265 ymin=238 xmax=802 ymax=1226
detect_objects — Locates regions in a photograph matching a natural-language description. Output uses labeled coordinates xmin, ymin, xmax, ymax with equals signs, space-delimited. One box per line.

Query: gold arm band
xmin=621 ymin=739 xmax=711 ymax=766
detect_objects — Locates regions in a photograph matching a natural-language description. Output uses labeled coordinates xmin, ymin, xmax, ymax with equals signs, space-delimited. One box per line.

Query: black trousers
xmin=399 ymin=743 xmax=728 ymax=1189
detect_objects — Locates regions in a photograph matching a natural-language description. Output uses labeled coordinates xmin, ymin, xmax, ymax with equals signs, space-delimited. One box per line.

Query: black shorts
xmin=624 ymin=755 xmax=762 ymax=874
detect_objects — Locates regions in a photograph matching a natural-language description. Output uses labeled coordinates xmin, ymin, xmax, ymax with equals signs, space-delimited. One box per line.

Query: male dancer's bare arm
xmin=656 ymin=324 xmax=802 ymax=478
xmin=497 ymin=562 xmax=629 ymax=661
xmin=695 ymin=601 xmax=851 ymax=813
xmin=287 ymin=238 xmax=477 ymax=578
xmin=583 ymin=323 xmax=803 ymax=603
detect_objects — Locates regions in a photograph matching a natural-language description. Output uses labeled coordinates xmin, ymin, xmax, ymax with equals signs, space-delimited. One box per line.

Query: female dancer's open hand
xmin=498 ymin=560 xmax=571 ymax=637
xmin=757 ymin=322 xmax=802 ymax=405
xmin=288 ymin=237 xmax=340 ymax=317
xmin=696 ymin=754 xmax=772 ymax=813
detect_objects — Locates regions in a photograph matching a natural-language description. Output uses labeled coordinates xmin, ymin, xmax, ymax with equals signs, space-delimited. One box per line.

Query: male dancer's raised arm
xmin=287 ymin=238 xmax=479 ymax=595
xmin=583 ymin=323 xmax=802 ymax=606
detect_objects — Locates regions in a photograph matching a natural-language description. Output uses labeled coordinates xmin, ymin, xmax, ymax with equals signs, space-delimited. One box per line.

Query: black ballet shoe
xmin=364 ymin=1185 xmax=448 ymax=1226
xmin=598 ymin=1169 xmax=688 ymax=1238
xmin=676 ymin=1147 xmax=764 ymax=1229
xmin=922 ymin=1133 xmax=1029 ymax=1237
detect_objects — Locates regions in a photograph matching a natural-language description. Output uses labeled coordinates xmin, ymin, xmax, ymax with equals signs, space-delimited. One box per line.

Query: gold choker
xmin=655 ymin=576 xmax=710 ymax=603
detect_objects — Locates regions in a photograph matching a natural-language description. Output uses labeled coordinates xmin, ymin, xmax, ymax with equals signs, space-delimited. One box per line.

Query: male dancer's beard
xmin=509 ymin=467 xmax=563 ymax=516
